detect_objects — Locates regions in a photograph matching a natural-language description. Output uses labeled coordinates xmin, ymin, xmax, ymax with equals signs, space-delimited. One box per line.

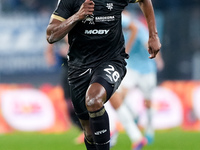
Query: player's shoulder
xmin=53 ymin=0 xmax=81 ymax=18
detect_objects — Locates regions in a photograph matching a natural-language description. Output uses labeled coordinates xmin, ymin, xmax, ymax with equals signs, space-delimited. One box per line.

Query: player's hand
xmin=76 ymin=0 xmax=95 ymax=20
xmin=148 ymin=33 xmax=161 ymax=59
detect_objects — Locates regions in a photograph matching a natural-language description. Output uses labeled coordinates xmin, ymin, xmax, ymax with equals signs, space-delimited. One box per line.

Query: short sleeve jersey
xmin=52 ymin=0 xmax=139 ymax=69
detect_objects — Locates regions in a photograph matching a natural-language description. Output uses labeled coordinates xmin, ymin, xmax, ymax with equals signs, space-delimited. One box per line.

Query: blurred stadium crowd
xmin=0 ymin=0 xmax=56 ymax=13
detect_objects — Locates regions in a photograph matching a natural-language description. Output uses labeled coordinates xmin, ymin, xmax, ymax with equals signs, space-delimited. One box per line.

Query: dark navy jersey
xmin=52 ymin=0 xmax=139 ymax=69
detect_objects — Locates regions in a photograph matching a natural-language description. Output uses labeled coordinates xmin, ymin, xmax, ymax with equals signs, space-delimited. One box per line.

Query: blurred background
xmin=0 ymin=0 xmax=200 ymax=143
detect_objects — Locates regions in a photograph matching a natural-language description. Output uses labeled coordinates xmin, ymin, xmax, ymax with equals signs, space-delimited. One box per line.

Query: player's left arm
xmin=137 ymin=0 xmax=161 ymax=59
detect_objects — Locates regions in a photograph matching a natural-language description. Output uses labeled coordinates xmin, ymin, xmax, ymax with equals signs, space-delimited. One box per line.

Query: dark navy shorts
xmin=68 ymin=59 xmax=127 ymax=120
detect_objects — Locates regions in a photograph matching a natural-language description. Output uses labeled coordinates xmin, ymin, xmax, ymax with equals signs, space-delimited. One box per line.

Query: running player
xmin=109 ymin=10 xmax=164 ymax=149
xmin=46 ymin=0 xmax=161 ymax=149
xmin=122 ymin=11 xmax=164 ymax=145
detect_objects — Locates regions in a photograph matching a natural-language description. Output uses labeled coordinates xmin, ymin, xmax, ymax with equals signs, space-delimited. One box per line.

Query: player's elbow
xmin=46 ymin=33 xmax=57 ymax=44
xmin=46 ymin=26 xmax=57 ymax=44
xmin=46 ymin=36 xmax=54 ymax=44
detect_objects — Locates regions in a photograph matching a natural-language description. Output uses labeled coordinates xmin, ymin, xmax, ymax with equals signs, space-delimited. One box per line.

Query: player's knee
xmin=85 ymin=96 xmax=104 ymax=112
xmin=85 ymin=83 xmax=107 ymax=111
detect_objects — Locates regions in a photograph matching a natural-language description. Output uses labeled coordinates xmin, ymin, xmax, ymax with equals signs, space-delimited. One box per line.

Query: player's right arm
xmin=46 ymin=0 xmax=94 ymax=44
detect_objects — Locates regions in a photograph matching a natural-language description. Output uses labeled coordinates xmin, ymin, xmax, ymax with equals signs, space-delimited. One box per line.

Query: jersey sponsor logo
xmin=106 ymin=3 xmax=113 ymax=11
xmin=85 ymin=29 xmax=110 ymax=34
xmin=82 ymin=15 xmax=95 ymax=25
xmin=94 ymin=129 xmax=107 ymax=135
xmin=95 ymin=16 xmax=115 ymax=22
xmin=104 ymin=65 xmax=120 ymax=82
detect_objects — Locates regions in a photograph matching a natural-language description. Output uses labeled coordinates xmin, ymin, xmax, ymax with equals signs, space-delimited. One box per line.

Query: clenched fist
xmin=148 ymin=33 xmax=161 ymax=59
xmin=76 ymin=0 xmax=95 ymax=21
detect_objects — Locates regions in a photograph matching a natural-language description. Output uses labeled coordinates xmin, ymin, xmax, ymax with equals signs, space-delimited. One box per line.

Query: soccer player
xmin=109 ymin=10 xmax=164 ymax=149
xmin=46 ymin=0 xmax=161 ymax=149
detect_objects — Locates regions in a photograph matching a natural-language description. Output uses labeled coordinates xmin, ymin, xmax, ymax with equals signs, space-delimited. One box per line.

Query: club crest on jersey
xmin=106 ymin=3 xmax=113 ymax=11
xmin=82 ymin=15 xmax=95 ymax=24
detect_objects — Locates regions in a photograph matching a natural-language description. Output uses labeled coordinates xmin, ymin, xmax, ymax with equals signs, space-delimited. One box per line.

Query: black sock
xmin=89 ymin=107 xmax=110 ymax=150
xmin=84 ymin=138 xmax=97 ymax=150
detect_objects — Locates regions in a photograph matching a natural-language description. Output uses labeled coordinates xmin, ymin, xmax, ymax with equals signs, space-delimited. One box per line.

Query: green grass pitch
xmin=0 ymin=127 xmax=200 ymax=150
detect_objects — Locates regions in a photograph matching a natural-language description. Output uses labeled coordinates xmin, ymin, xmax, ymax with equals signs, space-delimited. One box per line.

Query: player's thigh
xmin=91 ymin=60 xmax=127 ymax=101
xmin=69 ymin=68 xmax=92 ymax=120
